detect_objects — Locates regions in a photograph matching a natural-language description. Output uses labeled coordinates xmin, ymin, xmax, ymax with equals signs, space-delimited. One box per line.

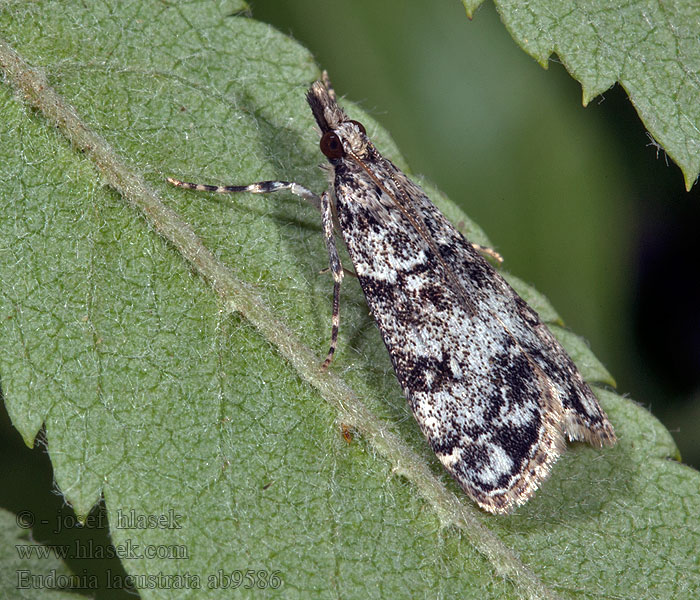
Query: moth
xmin=168 ymin=73 xmax=616 ymax=514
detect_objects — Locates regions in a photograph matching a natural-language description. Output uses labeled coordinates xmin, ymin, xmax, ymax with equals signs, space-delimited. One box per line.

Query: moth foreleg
xmin=319 ymin=267 xmax=357 ymax=279
xmin=167 ymin=175 xmax=342 ymax=368
xmin=319 ymin=191 xmax=344 ymax=370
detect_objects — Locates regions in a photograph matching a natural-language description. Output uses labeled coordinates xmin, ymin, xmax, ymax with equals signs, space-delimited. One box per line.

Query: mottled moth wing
xmin=388 ymin=165 xmax=617 ymax=450
xmin=307 ymin=80 xmax=615 ymax=514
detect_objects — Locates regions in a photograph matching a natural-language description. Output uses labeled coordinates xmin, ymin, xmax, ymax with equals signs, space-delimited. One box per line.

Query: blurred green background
xmin=251 ymin=0 xmax=700 ymax=466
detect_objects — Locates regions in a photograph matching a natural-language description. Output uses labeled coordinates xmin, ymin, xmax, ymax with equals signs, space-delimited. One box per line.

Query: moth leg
xmin=471 ymin=243 xmax=503 ymax=264
xmin=166 ymin=177 xmax=322 ymax=211
xmin=168 ymin=176 xmax=342 ymax=367
xmin=319 ymin=266 xmax=357 ymax=279
xmin=320 ymin=190 xmax=344 ymax=370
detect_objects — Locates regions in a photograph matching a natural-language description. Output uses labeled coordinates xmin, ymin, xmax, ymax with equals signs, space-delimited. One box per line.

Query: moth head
xmin=307 ymin=79 xmax=371 ymax=161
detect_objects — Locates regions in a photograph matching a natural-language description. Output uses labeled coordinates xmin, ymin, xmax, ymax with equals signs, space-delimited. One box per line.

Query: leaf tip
xmin=684 ymin=172 xmax=697 ymax=193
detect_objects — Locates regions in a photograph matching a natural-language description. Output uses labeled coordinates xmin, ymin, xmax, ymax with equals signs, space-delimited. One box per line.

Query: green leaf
xmin=463 ymin=0 xmax=700 ymax=190
xmin=550 ymin=326 xmax=615 ymax=386
xmin=502 ymin=273 xmax=562 ymax=325
xmin=1 ymin=2 xmax=699 ymax=599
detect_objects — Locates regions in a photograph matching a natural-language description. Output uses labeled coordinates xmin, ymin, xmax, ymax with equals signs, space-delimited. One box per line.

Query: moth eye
xmin=349 ymin=119 xmax=366 ymax=135
xmin=320 ymin=131 xmax=344 ymax=159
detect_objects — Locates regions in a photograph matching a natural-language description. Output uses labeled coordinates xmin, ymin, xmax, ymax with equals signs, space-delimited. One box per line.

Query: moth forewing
xmin=308 ymin=78 xmax=615 ymax=514
xmin=169 ymin=75 xmax=616 ymax=515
